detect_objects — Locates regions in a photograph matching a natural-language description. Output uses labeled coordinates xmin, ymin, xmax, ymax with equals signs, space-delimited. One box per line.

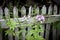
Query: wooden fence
xmin=0 ymin=5 xmax=60 ymax=40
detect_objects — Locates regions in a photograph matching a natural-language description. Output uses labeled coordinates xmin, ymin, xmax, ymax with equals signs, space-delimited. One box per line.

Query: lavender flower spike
xmin=36 ymin=15 xmax=45 ymax=23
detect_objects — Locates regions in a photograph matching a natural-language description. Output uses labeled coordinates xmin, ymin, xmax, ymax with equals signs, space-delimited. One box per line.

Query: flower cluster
xmin=36 ymin=15 xmax=45 ymax=23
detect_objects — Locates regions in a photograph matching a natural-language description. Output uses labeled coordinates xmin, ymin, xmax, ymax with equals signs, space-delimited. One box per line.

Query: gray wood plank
xmin=41 ymin=5 xmax=46 ymax=15
xmin=0 ymin=7 xmax=3 ymax=40
xmin=21 ymin=6 xmax=26 ymax=17
xmin=48 ymin=5 xmax=52 ymax=15
xmin=0 ymin=7 xmax=3 ymax=19
xmin=4 ymin=7 xmax=13 ymax=40
xmin=0 ymin=22 xmax=2 ymax=40
xmin=56 ymin=29 xmax=60 ymax=40
xmin=13 ymin=6 xmax=18 ymax=18
xmin=40 ymin=24 xmax=45 ymax=37
xmin=13 ymin=6 xmax=19 ymax=40
xmin=4 ymin=7 xmax=10 ymax=19
xmin=28 ymin=6 xmax=32 ymax=16
xmin=8 ymin=34 xmax=13 ymax=40
xmin=53 ymin=5 xmax=57 ymax=15
xmin=35 ymin=6 xmax=39 ymax=15
xmin=53 ymin=25 xmax=56 ymax=40
xmin=15 ymin=28 xmax=19 ymax=40
xmin=22 ymin=28 xmax=26 ymax=40
xmin=41 ymin=5 xmax=46 ymax=37
xmin=53 ymin=5 xmax=57 ymax=40
xmin=21 ymin=6 xmax=26 ymax=40
xmin=45 ymin=23 xmax=50 ymax=40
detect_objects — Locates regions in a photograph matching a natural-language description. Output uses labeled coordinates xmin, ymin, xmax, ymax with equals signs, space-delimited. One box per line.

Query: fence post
xmin=13 ymin=6 xmax=19 ymax=40
xmin=0 ymin=7 xmax=3 ymax=40
xmin=4 ymin=7 xmax=13 ymax=40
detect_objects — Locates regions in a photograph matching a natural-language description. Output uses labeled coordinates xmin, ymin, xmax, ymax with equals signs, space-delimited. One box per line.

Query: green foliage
xmin=26 ymin=22 xmax=44 ymax=40
xmin=7 ymin=19 xmax=17 ymax=30
xmin=5 ymin=17 xmax=44 ymax=40
xmin=4 ymin=6 xmax=45 ymax=40
xmin=53 ymin=21 xmax=60 ymax=29
xmin=5 ymin=19 xmax=18 ymax=36
xmin=32 ymin=5 xmax=39 ymax=16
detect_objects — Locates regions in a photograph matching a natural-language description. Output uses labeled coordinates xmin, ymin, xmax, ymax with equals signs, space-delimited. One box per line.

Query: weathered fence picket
xmin=21 ymin=6 xmax=26 ymax=17
xmin=40 ymin=5 xmax=46 ymax=38
xmin=48 ymin=5 xmax=52 ymax=15
xmin=45 ymin=23 xmax=51 ymax=40
xmin=0 ymin=7 xmax=3 ymax=40
xmin=4 ymin=7 xmax=10 ymax=19
xmin=53 ymin=5 xmax=57 ymax=15
xmin=45 ymin=5 xmax=53 ymax=40
xmin=0 ymin=7 xmax=3 ymax=19
xmin=35 ymin=6 xmax=39 ymax=15
xmin=13 ymin=6 xmax=18 ymax=18
xmin=28 ymin=6 xmax=32 ymax=16
xmin=41 ymin=5 xmax=46 ymax=15
xmin=52 ymin=5 xmax=58 ymax=40
xmin=21 ymin=6 xmax=26 ymax=40
xmin=40 ymin=24 xmax=45 ymax=37
xmin=4 ymin=7 xmax=13 ymax=40
xmin=53 ymin=24 xmax=56 ymax=40
xmin=13 ymin=6 xmax=19 ymax=40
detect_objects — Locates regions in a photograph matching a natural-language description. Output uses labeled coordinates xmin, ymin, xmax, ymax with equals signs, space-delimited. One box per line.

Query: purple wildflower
xmin=36 ymin=15 xmax=45 ymax=23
